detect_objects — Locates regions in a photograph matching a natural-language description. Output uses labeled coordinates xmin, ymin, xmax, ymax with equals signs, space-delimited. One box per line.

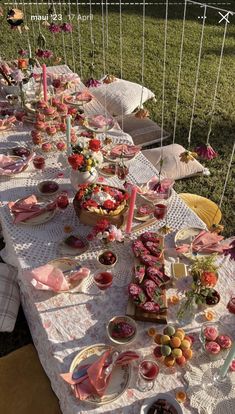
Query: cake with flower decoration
xmin=73 ymin=183 xmax=129 ymax=227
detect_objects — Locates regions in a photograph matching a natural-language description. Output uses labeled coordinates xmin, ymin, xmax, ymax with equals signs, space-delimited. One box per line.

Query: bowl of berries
xmin=98 ymin=250 xmax=117 ymax=269
xmin=107 ymin=315 xmax=137 ymax=345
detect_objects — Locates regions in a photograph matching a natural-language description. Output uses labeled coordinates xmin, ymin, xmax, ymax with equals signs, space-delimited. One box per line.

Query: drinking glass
xmin=137 ymin=359 xmax=159 ymax=391
xmin=56 ymin=192 xmax=69 ymax=222
xmin=33 ymin=155 xmax=45 ymax=173
xmin=93 ymin=271 xmax=113 ymax=298
xmin=154 ymin=203 xmax=167 ymax=220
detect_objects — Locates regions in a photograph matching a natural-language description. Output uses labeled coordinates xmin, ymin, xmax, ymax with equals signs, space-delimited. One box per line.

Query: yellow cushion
xmin=0 ymin=344 xmax=62 ymax=414
xmin=179 ymin=193 xmax=222 ymax=228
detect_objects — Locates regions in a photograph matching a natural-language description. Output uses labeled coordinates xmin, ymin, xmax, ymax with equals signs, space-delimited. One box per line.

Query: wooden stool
xmin=179 ymin=193 xmax=222 ymax=229
xmin=0 ymin=344 xmax=62 ymax=414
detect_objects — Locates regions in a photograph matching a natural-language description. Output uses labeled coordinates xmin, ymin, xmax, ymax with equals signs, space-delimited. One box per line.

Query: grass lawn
xmin=0 ymin=1 xmax=234 ymax=354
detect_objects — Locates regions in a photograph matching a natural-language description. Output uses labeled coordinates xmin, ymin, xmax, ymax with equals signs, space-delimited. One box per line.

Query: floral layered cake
xmin=73 ymin=183 xmax=129 ymax=227
xmin=128 ymin=232 xmax=169 ymax=322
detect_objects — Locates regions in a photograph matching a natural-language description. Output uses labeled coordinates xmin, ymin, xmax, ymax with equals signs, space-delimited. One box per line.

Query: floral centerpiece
xmin=68 ymin=138 xmax=103 ymax=188
xmin=87 ymin=218 xmax=124 ymax=243
xmin=177 ymin=255 xmax=219 ymax=322
xmin=73 ymin=183 xmax=129 ymax=227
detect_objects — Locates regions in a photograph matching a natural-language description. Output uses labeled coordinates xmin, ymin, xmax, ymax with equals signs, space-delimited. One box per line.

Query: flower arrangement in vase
xmin=177 ymin=254 xmax=220 ymax=322
xmin=87 ymin=218 xmax=124 ymax=243
xmin=68 ymin=138 xmax=103 ymax=188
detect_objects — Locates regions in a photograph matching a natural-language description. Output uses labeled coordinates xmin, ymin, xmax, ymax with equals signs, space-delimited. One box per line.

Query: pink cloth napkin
xmin=89 ymin=115 xmax=113 ymax=128
xmin=24 ymin=264 xmax=90 ymax=291
xmin=110 ymin=144 xmax=141 ymax=158
xmin=147 ymin=176 xmax=174 ymax=194
xmin=8 ymin=194 xmax=56 ymax=224
xmin=0 ymin=153 xmax=34 ymax=175
xmin=176 ymin=230 xmax=230 ymax=254
xmin=61 ymin=350 xmax=139 ymax=400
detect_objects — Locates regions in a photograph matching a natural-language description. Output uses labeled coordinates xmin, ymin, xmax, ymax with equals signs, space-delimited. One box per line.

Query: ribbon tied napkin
xmin=0 ymin=153 xmax=34 ymax=175
xmin=8 ymin=194 xmax=56 ymax=224
xmin=88 ymin=115 xmax=113 ymax=128
xmin=61 ymin=349 xmax=139 ymax=400
xmin=24 ymin=263 xmax=90 ymax=292
xmin=176 ymin=230 xmax=230 ymax=254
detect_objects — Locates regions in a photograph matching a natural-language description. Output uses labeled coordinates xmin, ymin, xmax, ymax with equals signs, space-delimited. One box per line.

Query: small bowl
xmin=200 ymin=321 xmax=233 ymax=360
xmin=37 ymin=181 xmax=60 ymax=196
xmin=97 ymin=250 xmax=117 ymax=269
xmin=107 ymin=315 xmax=137 ymax=345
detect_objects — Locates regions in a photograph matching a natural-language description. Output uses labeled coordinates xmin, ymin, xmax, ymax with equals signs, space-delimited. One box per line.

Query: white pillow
xmin=90 ymin=78 xmax=155 ymax=116
xmin=0 ymin=263 xmax=20 ymax=332
xmin=142 ymin=144 xmax=207 ymax=180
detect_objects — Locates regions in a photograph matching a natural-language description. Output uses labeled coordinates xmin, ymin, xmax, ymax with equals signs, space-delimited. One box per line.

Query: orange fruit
xmin=175 ymin=390 xmax=187 ymax=403
xmin=154 ymin=333 xmax=163 ymax=345
xmin=170 ymin=336 xmax=181 ymax=348
xmin=176 ymin=355 xmax=186 ymax=366
xmin=164 ymin=355 xmax=175 ymax=367
xmin=182 ymin=348 xmax=193 ymax=360
xmin=147 ymin=327 xmax=157 ymax=337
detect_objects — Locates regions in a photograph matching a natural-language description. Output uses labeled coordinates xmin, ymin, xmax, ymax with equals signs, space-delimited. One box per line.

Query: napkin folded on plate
xmin=0 ymin=153 xmax=34 ymax=175
xmin=76 ymin=91 xmax=93 ymax=101
xmin=89 ymin=115 xmax=113 ymax=128
xmin=61 ymin=350 xmax=139 ymax=400
xmin=8 ymin=194 xmax=57 ymax=224
xmin=176 ymin=230 xmax=229 ymax=254
xmin=24 ymin=264 xmax=90 ymax=291
xmin=110 ymin=144 xmax=141 ymax=158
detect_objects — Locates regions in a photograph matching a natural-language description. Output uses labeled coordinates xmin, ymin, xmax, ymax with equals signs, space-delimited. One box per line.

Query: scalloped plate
xmin=69 ymin=343 xmax=131 ymax=405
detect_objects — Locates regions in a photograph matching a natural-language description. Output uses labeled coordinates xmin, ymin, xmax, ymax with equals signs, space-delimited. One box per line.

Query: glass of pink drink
xmin=137 ymin=359 xmax=159 ymax=391
xmin=94 ymin=271 xmax=113 ymax=297
xmin=154 ymin=203 xmax=167 ymax=220
xmin=33 ymin=155 xmax=45 ymax=173
xmin=56 ymin=192 xmax=69 ymax=222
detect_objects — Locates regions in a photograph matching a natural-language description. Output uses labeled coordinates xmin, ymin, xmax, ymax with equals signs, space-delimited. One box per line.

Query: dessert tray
xmin=83 ymin=115 xmax=115 ymax=133
xmin=69 ymin=344 xmax=130 ymax=405
xmin=64 ymin=91 xmax=93 ymax=106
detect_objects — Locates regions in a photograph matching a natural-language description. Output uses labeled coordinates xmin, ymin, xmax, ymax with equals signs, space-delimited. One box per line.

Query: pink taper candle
xmin=125 ymin=186 xmax=137 ymax=233
xmin=42 ymin=64 xmax=47 ymax=102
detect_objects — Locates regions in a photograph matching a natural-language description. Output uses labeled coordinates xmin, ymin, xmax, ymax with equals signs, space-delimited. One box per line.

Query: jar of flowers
xmin=68 ymin=138 xmax=103 ymax=189
xmin=177 ymin=254 xmax=219 ymax=323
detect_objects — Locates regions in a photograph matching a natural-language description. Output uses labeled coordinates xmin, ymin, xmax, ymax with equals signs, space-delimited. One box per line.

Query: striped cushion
xmin=0 ymin=263 xmax=20 ymax=332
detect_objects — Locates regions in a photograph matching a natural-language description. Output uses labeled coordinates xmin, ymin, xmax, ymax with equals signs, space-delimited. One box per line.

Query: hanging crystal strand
xmin=29 ymin=2 xmax=36 ymax=49
xmin=210 ymin=141 xmax=235 ymax=233
xmin=50 ymin=0 xmax=57 ymax=56
xmin=187 ymin=5 xmax=207 ymax=150
xmin=119 ymin=0 xmax=124 ymax=132
xmin=105 ymin=0 xmax=109 ymax=73
xmin=160 ymin=0 xmax=169 ymax=158
xmin=59 ymin=0 xmax=67 ymax=66
xmin=139 ymin=0 xmax=145 ymax=110
xmin=206 ymin=20 xmax=228 ymax=146
xmin=76 ymin=0 xmax=83 ymax=80
xmin=89 ymin=0 xmax=95 ymax=75
xmin=68 ymin=1 xmax=76 ymax=73
xmin=173 ymin=0 xmax=187 ymax=144
xmin=101 ymin=0 xmax=106 ymax=77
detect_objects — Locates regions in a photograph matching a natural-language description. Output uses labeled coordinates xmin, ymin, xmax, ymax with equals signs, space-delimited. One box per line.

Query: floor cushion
xmin=0 ymin=344 xmax=62 ymax=414
xmin=0 ymin=263 xmax=20 ymax=332
xmin=142 ymin=143 xmax=208 ymax=180
xmin=179 ymin=193 xmax=222 ymax=228
xmin=116 ymin=114 xmax=169 ymax=147
xmin=90 ymin=78 xmax=155 ymax=116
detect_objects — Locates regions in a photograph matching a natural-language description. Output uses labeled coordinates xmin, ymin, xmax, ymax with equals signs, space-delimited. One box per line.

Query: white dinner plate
xmin=175 ymin=227 xmax=205 ymax=259
xmin=84 ymin=116 xmax=115 ymax=133
xmin=70 ymin=344 xmax=130 ymax=405
xmin=48 ymin=257 xmax=86 ymax=292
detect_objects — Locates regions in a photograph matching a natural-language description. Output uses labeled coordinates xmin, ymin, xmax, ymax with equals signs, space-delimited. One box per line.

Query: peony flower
xmin=195 ymin=143 xmax=218 ymax=160
xmin=89 ymin=139 xmax=101 ymax=152
xmin=85 ymin=77 xmax=101 ymax=88
xmin=83 ymin=199 xmax=98 ymax=209
xmin=180 ymin=150 xmax=198 ymax=163
xmin=49 ymin=23 xmax=61 ymax=33
xmin=200 ymin=271 xmax=218 ymax=287
xmin=68 ymin=153 xmax=85 ymax=170
xmin=103 ymin=200 xmax=115 ymax=210
xmin=61 ymin=23 xmax=73 ymax=33
xmin=36 ymin=49 xmax=44 ymax=58
xmin=43 ymin=50 xmax=53 ymax=59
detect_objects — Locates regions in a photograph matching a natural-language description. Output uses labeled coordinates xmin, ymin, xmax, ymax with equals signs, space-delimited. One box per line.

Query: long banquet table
xmin=0 ymin=66 xmax=234 ymax=414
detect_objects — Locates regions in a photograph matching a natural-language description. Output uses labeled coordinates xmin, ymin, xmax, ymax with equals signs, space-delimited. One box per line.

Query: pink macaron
xmin=203 ymin=326 xmax=218 ymax=341
xmin=216 ymin=335 xmax=232 ymax=349
xmin=205 ymin=341 xmax=221 ymax=355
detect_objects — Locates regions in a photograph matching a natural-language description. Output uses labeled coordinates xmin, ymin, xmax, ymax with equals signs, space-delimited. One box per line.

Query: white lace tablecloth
xmin=0 ymin=66 xmax=234 ymax=414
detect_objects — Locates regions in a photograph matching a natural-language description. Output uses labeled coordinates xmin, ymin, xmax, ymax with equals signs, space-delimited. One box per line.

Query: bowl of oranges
xmin=152 ymin=325 xmax=193 ymax=368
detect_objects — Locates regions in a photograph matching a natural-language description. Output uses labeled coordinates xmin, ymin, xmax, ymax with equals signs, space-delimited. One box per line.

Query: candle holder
xmin=201 ymin=365 xmax=232 ymax=397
